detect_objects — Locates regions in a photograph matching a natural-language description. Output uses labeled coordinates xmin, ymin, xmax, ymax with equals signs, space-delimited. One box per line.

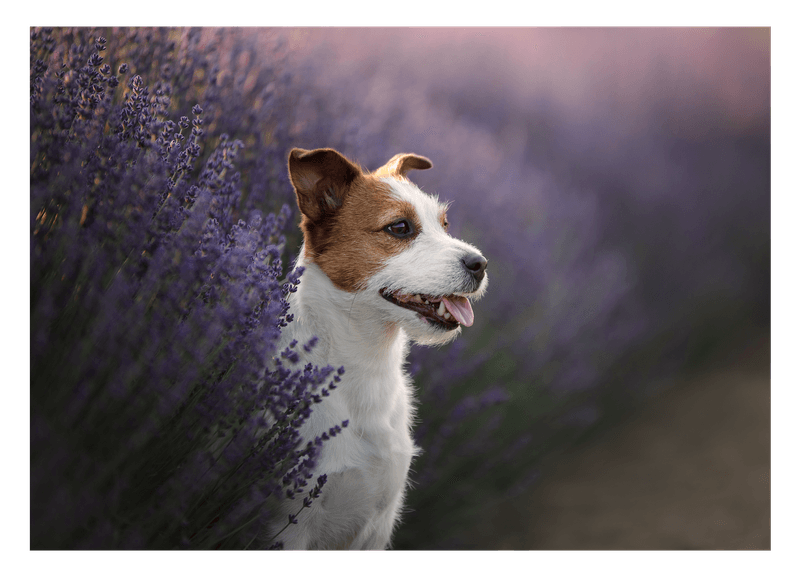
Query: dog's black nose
xmin=462 ymin=253 xmax=488 ymax=282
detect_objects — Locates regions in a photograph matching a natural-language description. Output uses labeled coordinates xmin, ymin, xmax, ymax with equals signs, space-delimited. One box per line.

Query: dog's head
xmin=288 ymin=147 xmax=488 ymax=345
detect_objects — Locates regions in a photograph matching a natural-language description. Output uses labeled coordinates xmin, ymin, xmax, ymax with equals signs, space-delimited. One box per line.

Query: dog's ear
xmin=288 ymin=148 xmax=363 ymax=223
xmin=374 ymin=153 xmax=433 ymax=179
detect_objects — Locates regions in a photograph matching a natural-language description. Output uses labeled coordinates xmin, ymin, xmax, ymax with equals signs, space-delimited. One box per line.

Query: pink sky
xmin=283 ymin=28 xmax=769 ymax=131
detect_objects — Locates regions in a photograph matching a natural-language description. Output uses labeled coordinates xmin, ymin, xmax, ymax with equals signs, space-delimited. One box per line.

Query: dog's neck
xmin=284 ymin=253 xmax=410 ymax=423
xmin=289 ymin=254 xmax=403 ymax=353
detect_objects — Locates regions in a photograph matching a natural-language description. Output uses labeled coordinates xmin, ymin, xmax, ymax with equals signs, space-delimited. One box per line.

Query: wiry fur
xmin=270 ymin=148 xmax=488 ymax=549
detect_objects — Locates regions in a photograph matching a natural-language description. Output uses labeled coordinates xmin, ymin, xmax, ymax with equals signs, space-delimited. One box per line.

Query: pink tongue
xmin=442 ymin=296 xmax=475 ymax=327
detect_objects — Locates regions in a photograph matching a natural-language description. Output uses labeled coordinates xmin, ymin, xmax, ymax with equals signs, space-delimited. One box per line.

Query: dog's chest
xmin=356 ymin=417 xmax=415 ymax=504
xmin=310 ymin=367 xmax=417 ymax=514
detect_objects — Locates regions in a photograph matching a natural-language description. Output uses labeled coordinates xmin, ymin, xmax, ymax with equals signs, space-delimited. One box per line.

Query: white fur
xmin=269 ymin=177 xmax=488 ymax=549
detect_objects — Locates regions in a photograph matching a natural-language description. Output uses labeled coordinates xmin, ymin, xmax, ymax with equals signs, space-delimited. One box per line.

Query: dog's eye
xmin=384 ymin=219 xmax=414 ymax=238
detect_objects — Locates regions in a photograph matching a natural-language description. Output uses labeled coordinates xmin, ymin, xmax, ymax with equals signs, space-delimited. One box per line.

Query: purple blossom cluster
xmin=30 ymin=27 xmax=338 ymax=549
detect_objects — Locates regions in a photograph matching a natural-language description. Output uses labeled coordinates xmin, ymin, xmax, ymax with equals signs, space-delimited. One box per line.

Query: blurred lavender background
xmin=30 ymin=27 xmax=769 ymax=549
xmin=277 ymin=28 xmax=769 ymax=548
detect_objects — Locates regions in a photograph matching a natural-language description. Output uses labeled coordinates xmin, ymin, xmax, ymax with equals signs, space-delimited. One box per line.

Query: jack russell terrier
xmin=270 ymin=147 xmax=488 ymax=549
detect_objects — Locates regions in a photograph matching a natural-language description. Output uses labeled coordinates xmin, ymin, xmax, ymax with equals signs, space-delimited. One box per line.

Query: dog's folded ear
xmin=374 ymin=153 xmax=433 ymax=179
xmin=288 ymin=148 xmax=363 ymax=223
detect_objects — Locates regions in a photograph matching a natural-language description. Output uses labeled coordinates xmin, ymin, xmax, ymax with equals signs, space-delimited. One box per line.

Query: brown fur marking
xmin=289 ymin=148 xmax=428 ymax=292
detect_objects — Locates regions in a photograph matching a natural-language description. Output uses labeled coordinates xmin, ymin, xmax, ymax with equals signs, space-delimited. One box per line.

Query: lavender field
xmin=30 ymin=28 xmax=769 ymax=549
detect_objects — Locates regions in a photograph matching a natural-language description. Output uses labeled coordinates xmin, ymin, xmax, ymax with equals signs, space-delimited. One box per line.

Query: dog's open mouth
xmin=379 ymin=288 xmax=475 ymax=331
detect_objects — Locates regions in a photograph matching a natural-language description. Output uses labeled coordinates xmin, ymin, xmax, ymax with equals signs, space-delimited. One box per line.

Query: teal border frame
xmin=6 ymin=0 xmax=800 ymax=578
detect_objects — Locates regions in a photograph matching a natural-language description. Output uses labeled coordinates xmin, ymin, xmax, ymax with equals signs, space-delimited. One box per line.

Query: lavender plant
xmin=30 ymin=27 xmax=343 ymax=549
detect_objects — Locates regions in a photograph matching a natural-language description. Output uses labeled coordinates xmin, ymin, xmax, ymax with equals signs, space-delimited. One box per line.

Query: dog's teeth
xmin=444 ymin=312 xmax=451 ymax=320
xmin=437 ymin=301 xmax=446 ymax=316
xmin=412 ymin=294 xmax=422 ymax=303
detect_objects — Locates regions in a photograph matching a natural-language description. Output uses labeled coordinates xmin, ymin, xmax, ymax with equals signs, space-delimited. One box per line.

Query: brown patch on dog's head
xmin=288 ymin=147 xmax=427 ymax=292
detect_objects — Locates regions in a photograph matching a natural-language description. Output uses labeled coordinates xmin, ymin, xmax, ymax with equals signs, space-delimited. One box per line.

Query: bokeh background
xmin=29 ymin=27 xmax=770 ymax=550
xmin=277 ymin=27 xmax=770 ymax=549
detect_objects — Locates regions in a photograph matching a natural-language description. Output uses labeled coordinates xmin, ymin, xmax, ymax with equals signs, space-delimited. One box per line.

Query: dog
xmin=270 ymin=147 xmax=488 ymax=549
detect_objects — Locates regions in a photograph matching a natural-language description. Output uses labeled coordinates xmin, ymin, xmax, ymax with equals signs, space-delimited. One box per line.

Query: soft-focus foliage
xmin=30 ymin=28 xmax=769 ymax=549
